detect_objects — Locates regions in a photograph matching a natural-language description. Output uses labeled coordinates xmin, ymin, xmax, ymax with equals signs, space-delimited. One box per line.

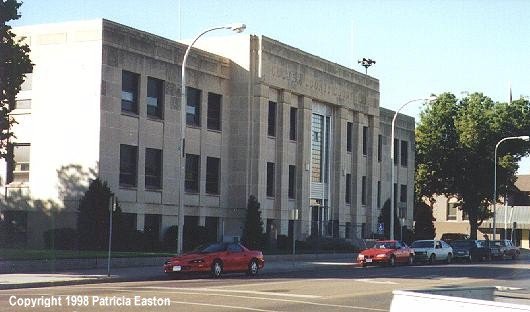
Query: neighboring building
xmin=1 ymin=19 xmax=415 ymax=248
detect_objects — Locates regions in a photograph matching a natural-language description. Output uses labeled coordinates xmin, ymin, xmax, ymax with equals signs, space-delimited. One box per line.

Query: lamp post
xmin=177 ymin=23 xmax=246 ymax=255
xmin=493 ymin=135 xmax=529 ymax=239
xmin=390 ymin=96 xmax=436 ymax=240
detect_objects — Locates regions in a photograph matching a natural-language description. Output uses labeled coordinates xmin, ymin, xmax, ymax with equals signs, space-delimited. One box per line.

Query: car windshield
xmin=374 ymin=242 xmax=396 ymax=249
xmin=411 ymin=241 xmax=434 ymax=248
xmin=192 ymin=243 xmax=227 ymax=253
xmin=450 ymin=240 xmax=474 ymax=247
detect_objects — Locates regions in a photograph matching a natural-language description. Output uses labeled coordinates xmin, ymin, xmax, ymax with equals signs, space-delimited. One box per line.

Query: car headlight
xmin=357 ymin=254 xmax=365 ymax=260
xmin=189 ymin=259 xmax=205 ymax=264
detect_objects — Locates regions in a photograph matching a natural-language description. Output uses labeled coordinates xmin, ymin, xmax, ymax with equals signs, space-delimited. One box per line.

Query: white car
xmin=411 ymin=240 xmax=453 ymax=264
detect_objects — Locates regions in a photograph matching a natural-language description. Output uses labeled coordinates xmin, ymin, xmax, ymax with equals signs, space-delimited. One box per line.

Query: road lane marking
xmin=171 ymin=300 xmax=279 ymax=311
xmin=353 ymin=279 xmax=398 ymax=285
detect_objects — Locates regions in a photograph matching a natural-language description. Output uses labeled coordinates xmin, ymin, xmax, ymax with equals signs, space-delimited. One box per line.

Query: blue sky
xmin=12 ymin=0 xmax=530 ymax=172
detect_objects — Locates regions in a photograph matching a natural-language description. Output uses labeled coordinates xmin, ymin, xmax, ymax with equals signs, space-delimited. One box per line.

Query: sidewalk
xmin=0 ymin=253 xmax=355 ymax=290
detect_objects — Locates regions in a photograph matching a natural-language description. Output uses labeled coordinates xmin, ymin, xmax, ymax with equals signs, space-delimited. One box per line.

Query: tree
xmin=0 ymin=0 xmax=33 ymax=159
xmin=77 ymin=178 xmax=118 ymax=250
xmin=413 ymin=198 xmax=436 ymax=240
xmin=241 ymin=195 xmax=265 ymax=249
xmin=377 ymin=199 xmax=400 ymax=240
xmin=416 ymin=92 xmax=530 ymax=239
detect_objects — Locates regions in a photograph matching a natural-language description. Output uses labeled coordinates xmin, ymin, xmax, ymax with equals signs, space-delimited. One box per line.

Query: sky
xmin=11 ymin=0 xmax=530 ymax=172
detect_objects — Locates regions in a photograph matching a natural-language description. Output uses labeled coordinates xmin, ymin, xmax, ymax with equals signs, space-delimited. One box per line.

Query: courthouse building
xmin=2 ymin=19 xmax=415 ymax=248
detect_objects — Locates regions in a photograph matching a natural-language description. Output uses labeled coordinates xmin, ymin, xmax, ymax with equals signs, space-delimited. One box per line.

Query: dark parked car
xmin=450 ymin=240 xmax=490 ymax=262
xmin=441 ymin=233 xmax=470 ymax=244
xmin=478 ymin=240 xmax=501 ymax=260
xmin=490 ymin=240 xmax=520 ymax=260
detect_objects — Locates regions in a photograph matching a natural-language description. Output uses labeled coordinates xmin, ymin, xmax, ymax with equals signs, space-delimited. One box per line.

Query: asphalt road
xmin=1 ymin=259 xmax=528 ymax=312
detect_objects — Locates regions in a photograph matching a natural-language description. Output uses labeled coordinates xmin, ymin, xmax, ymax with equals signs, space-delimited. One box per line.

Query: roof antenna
xmin=358 ymin=58 xmax=376 ymax=74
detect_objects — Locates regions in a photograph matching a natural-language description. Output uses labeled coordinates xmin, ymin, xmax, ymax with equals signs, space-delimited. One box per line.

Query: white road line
xmin=353 ymin=279 xmax=398 ymax=285
xmin=171 ymin=300 xmax=279 ymax=312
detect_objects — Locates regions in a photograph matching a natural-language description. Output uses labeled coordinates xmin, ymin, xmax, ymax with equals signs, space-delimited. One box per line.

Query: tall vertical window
xmin=288 ymin=165 xmax=296 ymax=199
xmin=266 ymin=162 xmax=275 ymax=197
xmin=311 ymin=114 xmax=324 ymax=182
xmin=377 ymin=181 xmax=381 ymax=208
xmin=7 ymin=143 xmax=30 ymax=183
xmin=120 ymin=144 xmax=138 ymax=187
xmin=447 ymin=202 xmax=457 ymax=221
xmin=362 ymin=126 xmax=368 ymax=156
xmin=290 ymin=107 xmax=297 ymax=141
xmin=378 ymin=135 xmax=382 ymax=162
xmin=393 ymin=183 xmax=398 ymax=210
xmin=400 ymin=140 xmax=408 ymax=167
xmin=185 ymin=154 xmax=200 ymax=192
xmin=361 ymin=176 xmax=367 ymax=205
xmin=345 ymin=174 xmax=351 ymax=204
xmin=207 ymin=92 xmax=222 ymax=131
xmin=206 ymin=157 xmax=220 ymax=194
xmin=186 ymin=87 xmax=201 ymax=127
xmin=393 ymin=138 xmax=399 ymax=165
xmin=268 ymin=101 xmax=277 ymax=137
xmin=400 ymin=184 xmax=407 ymax=203
xmin=145 ymin=148 xmax=162 ymax=189
xmin=147 ymin=77 xmax=163 ymax=119
xmin=346 ymin=122 xmax=352 ymax=152
xmin=121 ymin=70 xmax=139 ymax=114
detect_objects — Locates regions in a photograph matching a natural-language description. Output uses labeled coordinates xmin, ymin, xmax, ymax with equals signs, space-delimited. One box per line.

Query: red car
xmin=356 ymin=240 xmax=415 ymax=267
xmin=163 ymin=242 xmax=265 ymax=278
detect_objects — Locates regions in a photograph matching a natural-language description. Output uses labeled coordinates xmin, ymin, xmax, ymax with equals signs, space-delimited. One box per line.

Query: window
xmin=120 ymin=144 xmax=138 ymax=187
xmin=268 ymin=101 xmax=277 ymax=137
xmin=147 ymin=77 xmax=163 ymax=119
xmin=290 ymin=107 xmax=297 ymax=141
xmin=14 ymin=99 xmax=31 ymax=109
xmin=186 ymin=87 xmax=201 ymax=127
xmin=185 ymin=154 xmax=200 ymax=192
xmin=144 ymin=214 xmax=161 ymax=242
xmin=266 ymin=162 xmax=275 ymax=197
xmin=377 ymin=181 xmax=381 ymax=208
xmin=393 ymin=138 xmax=399 ymax=165
xmin=145 ymin=148 xmax=162 ymax=189
xmin=447 ymin=202 xmax=457 ymax=221
xmin=206 ymin=157 xmax=220 ymax=194
xmin=362 ymin=176 xmax=367 ymax=205
xmin=311 ymin=114 xmax=324 ymax=182
xmin=400 ymin=184 xmax=407 ymax=203
xmin=393 ymin=183 xmax=398 ymax=209
xmin=362 ymin=126 xmax=368 ymax=156
xmin=207 ymin=92 xmax=222 ymax=131
xmin=378 ymin=135 xmax=382 ymax=162
xmin=7 ymin=143 xmax=30 ymax=183
xmin=346 ymin=122 xmax=352 ymax=152
xmin=400 ymin=140 xmax=408 ymax=167
xmin=122 ymin=70 xmax=139 ymax=114
xmin=345 ymin=174 xmax=351 ymax=204
xmin=288 ymin=165 xmax=296 ymax=199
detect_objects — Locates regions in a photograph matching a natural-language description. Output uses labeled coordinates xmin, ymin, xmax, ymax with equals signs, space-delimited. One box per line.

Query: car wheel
xmin=408 ymin=254 xmax=414 ymax=265
xmin=211 ymin=260 xmax=223 ymax=278
xmin=429 ymin=254 xmax=436 ymax=265
xmin=389 ymin=255 xmax=396 ymax=267
xmin=361 ymin=262 xmax=367 ymax=268
xmin=468 ymin=254 xmax=473 ymax=263
xmin=447 ymin=253 xmax=452 ymax=264
xmin=247 ymin=259 xmax=259 ymax=276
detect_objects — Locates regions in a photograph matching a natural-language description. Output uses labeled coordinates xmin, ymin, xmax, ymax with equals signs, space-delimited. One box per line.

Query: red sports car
xmin=163 ymin=242 xmax=265 ymax=278
xmin=356 ymin=240 xmax=415 ymax=267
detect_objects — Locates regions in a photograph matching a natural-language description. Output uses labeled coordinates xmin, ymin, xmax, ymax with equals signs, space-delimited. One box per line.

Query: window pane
xmin=288 ymin=165 xmax=296 ymax=199
xmin=9 ymin=144 xmax=31 ymax=183
xmin=400 ymin=140 xmax=408 ymax=167
xmin=346 ymin=122 xmax=352 ymax=152
xmin=185 ymin=154 xmax=200 ymax=192
xmin=207 ymin=92 xmax=222 ymax=130
xmin=400 ymin=184 xmax=407 ymax=203
xmin=120 ymin=144 xmax=138 ymax=187
xmin=268 ymin=101 xmax=276 ymax=137
xmin=345 ymin=174 xmax=351 ymax=203
xmin=145 ymin=148 xmax=162 ymax=189
xmin=186 ymin=87 xmax=201 ymax=127
xmin=311 ymin=114 xmax=323 ymax=182
xmin=267 ymin=162 xmax=275 ymax=197
xmin=378 ymin=135 xmax=382 ymax=162
xmin=121 ymin=71 xmax=139 ymax=114
xmin=393 ymin=139 xmax=399 ymax=165
xmin=362 ymin=176 xmax=367 ymax=205
xmin=362 ymin=126 xmax=368 ymax=156
xmin=290 ymin=107 xmax=297 ymax=141
xmin=147 ymin=77 xmax=163 ymax=119
xmin=206 ymin=157 xmax=220 ymax=194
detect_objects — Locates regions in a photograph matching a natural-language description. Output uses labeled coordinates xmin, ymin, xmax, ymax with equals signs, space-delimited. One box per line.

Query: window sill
xmin=145 ymin=187 xmax=162 ymax=192
xmin=207 ymin=128 xmax=222 ymax=133
xmin=185 ymin=191 xmax=200 ymax=195
xmin=146 ymin=116 xmax=164 ymax=122
xmin=267 ymin=135 xmax=276 ymax=139
xmin=289 ymin=139 xmax=297 ymax=143
xmin=288 ymin=197 xmax=296 ymax=201
xmin=121 ymin=111 xmax=139 ymax=118
xmin=119 ymin=185 xmax=137 ymax=190
xmin=266 ymin=196 xmax=275 ymax=199
xmin=205 ymin=193 xmax=220 ymax=197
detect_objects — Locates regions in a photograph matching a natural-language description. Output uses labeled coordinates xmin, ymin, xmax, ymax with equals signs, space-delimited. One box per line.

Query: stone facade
xmin=2 ymin=19 xmax=415 ymax=248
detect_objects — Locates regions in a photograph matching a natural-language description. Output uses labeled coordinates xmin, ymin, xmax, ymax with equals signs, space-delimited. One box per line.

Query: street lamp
xmin=177 ymin=23 xmax=246 ymax=255
xmin=390 ymin=96 xmax=436 ymax=240
xmin=493 ymin=135 xmax=529 ymax=239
